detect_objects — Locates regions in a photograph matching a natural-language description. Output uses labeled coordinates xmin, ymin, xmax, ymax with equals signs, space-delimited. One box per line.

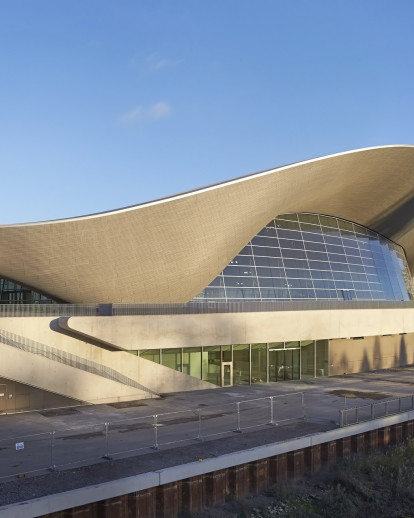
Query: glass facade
xmin=135 ymin=340 xmax=329 ymax=387
xmin=0 ymin=278 xmax=60 ymax=304
xmin=194 ymin=213 xmax=413 ymax=302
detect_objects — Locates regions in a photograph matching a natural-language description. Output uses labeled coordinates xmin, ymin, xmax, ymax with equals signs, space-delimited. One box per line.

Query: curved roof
xmin=1 ymin=145 xmax=414 ymax=303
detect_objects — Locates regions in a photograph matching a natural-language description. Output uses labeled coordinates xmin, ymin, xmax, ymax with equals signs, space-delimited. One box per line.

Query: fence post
xmin=356 ymin=407 xmax=359 ymax=423
xmin=339 ymin=409 xmax=344 ymax=427
xmin=371 ymin=403 xmax=374 ymax=420
xmin=412 ymin=394 xmax=414 ymax=410
xmin=50 ymin=431 xmax=55 ymax=471
xmin=235 ymin=402 xmax=241 ymax=433
xmin=270 ymin=396 xmax=274 ymax=425
xmin=386 ymin=401 xmax=389 ymax=416
xmin=196 ymin=410 xmax=202 ymax=441
xmin=399 ymin=398 xmax=402 ymax=413
xmin=153 ymin=414 xmax=159 ymax=449
xmin=301 ymin=392 xmax=305 ymax=420
xmin=103 ymin=422 xmax=110 ymax=459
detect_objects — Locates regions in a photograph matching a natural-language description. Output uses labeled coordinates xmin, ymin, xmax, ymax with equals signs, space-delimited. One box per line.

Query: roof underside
xmin=1 ymin=145 xmax=414 ymax=303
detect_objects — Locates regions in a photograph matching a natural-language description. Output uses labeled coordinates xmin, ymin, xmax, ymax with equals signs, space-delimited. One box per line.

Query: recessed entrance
xmin=269 ymin=348 xmax=300 ymax=382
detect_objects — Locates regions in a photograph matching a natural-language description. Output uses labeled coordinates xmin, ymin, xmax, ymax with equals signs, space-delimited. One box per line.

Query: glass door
xmin=221 ymin=362 xmax=233 ymax=387
xmin=270 ymin=349 xmax=300 ymax=382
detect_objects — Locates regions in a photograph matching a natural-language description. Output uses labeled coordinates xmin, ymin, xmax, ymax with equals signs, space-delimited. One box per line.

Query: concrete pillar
xmin=337 ymin=437 xmax=351 ymax=458
xmin=96 ymin=496 xmax=126 ymax=518
xmin=128 ymin=488 xmax=156 ymax=518
xmin=269 ymin=453 xmax=287 ymax=484
xmin=181 ymin=476 xmax=204 ymax=514
xmin=304 ymin=444 xmax=321 ymax=474
xmin=228 ymin=464 xmax=249 ymax=500
xmin=156 ymin=482 xmax=180 ymax=518
xmin=378 ymin=426 xmax=391 ymax=447
xmin=249 ymin=459 xmax=269 ymax=493
xmin=351 ymin=433 xmax=365 ymax=454
xmin=287 ymin=449 xmax=304 ymax=479
xmin=321 ymin=440 xmax=337 ymax=464
xmin=366 ymin=429 xmax=378 ymax=450
xmin=391 ymin=424 xmax=403 ymax=444
xmin=205 ymin=469 xmax=227 ymax=507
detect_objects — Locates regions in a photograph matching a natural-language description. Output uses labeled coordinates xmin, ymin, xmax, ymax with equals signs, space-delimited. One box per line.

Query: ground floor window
xmin=134 ymin=339 xmax=329 ymax=387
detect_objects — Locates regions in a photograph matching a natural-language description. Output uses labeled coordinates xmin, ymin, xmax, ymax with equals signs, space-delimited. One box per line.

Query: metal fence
xmin=339 ymin=394 xmax=414 ymax=427
xmin=0 ymin=392 xmax=304 ymax=479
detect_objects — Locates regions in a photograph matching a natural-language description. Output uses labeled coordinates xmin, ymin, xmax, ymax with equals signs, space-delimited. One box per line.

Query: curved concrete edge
xmin=2 ymin=411 xmax=414 ymax=518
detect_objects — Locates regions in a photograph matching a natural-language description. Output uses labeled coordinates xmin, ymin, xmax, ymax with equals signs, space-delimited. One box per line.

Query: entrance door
xmin=270 ymin=349 xmax=300 ymax=382
xmin=221 ymin=362 xmax=233 ymax=387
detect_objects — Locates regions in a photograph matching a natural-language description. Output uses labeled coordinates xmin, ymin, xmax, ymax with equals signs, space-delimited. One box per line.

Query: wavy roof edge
xmin=3 ymin=144 xmax=414 ymax=228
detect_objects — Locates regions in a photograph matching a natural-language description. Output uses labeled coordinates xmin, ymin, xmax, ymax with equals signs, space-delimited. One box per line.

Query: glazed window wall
xmin=194 ymin=213 xmax=413 ymax=302
xmin=137 ymin=340 xmax=329 ymax=386
xmin=0 ymin=278 xmax=60 ymax=304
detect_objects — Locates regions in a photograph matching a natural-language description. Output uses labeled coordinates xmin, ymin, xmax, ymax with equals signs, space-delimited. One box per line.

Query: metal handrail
xmin=339 ymin=394 xmax=414 ymax=427
xmin=0 ymin=299 xmax=412 ymax=317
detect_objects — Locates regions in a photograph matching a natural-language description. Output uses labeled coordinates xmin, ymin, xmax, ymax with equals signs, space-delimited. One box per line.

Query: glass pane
xmin=251 ymin=343 xmax=267 ymax=383
xmin=233 ymin=344 xmax=250 ymax=384
xmin=140 ymin=349 xmax=160 ymax=364
xmin=161 ymin=348 xmax=182 ymax=372
xmin=300 ymin=340 xmax=315 ymax=378
xmin=315 ymin=340 xmax=329 ymax=377
xmin=202 ymin=346 xmax=221 ymax=385
xmin=182 ymin=347 xmax=202 ymax=378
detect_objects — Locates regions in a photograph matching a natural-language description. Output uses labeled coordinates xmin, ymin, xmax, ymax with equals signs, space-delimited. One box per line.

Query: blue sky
xmin=1 ymin=1 xmax=413 ymax=224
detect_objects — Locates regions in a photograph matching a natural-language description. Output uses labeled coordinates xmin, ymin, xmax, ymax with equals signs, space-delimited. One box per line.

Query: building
xmin=1 ymin=145 xmax=414 ymax=411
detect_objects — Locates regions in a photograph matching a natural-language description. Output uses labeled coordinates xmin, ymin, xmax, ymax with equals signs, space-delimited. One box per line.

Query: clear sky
xmin=1 ymin=1 xmax=413 ymax=224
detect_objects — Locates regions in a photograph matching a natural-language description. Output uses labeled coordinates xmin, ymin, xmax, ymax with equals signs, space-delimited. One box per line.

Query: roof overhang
xmin=1 ymin=145 xmax=413 ymax=303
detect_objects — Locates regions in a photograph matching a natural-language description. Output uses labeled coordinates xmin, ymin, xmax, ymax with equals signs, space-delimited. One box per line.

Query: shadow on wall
xmin=331 ymin=334 xmax=414 ymax=376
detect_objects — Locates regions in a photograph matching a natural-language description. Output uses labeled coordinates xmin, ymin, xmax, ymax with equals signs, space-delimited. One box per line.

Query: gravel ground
xmin=0 ymin=420 xmax=332 ymax=507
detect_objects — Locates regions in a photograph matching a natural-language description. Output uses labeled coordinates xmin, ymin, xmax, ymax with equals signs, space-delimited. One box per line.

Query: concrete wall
xmin=330 ymin=334 xmax=414 ymax=375
xmin=0 ymin=318 xmax=214 ymax=403
xmin=65 ymin=308 xmax=414 ymax=350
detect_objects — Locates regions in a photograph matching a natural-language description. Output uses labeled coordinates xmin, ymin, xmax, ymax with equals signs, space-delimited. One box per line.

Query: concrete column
xmin=378 ymin=426 xmax=391 ymax=447
xmin=366 ymin=429 xmax=378 ymax=450
xmin=205 ymin=469 xmax=227 ymax=507
xmin=128 ymin=488 xmax=156 ymax=518
xmin=156 ymin=481 xmax=180 ymax=518
xmin=304 ymin=444 xmax=321 ymax=474
xmin=181 ymin=476 xmax=204 ymax=514
xmin=269 ymin=453 xmax=287 ymax=484
xmin=351 ymin=433 xmax=365 ymax=454
xmin=287 ymin=449 xmax=304 ymax=479
xmin=337 ymin=437 xmax=351 ymax=458
xmin=228 ymin=464 xmax=249 ymax=500
xmin=321 ymin=440 xmax=337 ymax=464
xmin=391 ymin=424 xmax=403 ymax=444
xmin=249 ymin=459 xmax=269 ymax=493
